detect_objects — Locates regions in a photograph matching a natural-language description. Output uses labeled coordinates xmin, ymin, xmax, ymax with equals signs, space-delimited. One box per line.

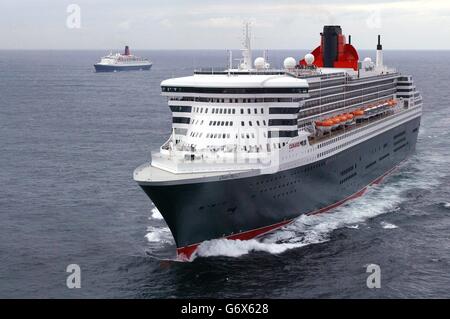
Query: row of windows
xmin=379 ymin=153 xmax=390 ymax=161
xmin=346 ymin=79 xmax=395 ymax=92
xmin=189 ymin=132 xmax=203 ymax=138
xmin=241 ymin=120 xmax=267 ymax=127
xmin=305 ymin=161 xmax=326 ymax=173
xmin=365 ymin=161 xmax=376 ymax=169
xmin=268 ymin=119 xmax=297 ymax=126
xmin=206 ymin=133 xmax=231 ymax=139
xmin=303 ymin=82 xmax=396 ymax=110
xmin=193 ymin=131 xmax=269 ymax=139
xmin=172 ymin=117 xmax=190 ymax=124
xmin=394 ymin=137 xmax=406 ymax=145
xmin=268 ymin=130 xmax=298 ymax=138
xmin=169 ymin=96 xmax=303 ymax=103
xmin=309 ymin=86 xmax=345 ymax=98
xmin=170 ymin=105 xmax=192 ymax=113
xmin=299 ymin=89 xmax=396 ymax=119
xmin=212 ymin=107 xmax=265 ymax=115
xmin=272 ymin=189 xmax=298 ymax=199
xmin=394 ymin=142 xmax=408 ymax=152
xmin=309 ymin=77 xmax=393 ymax=93
xmin=162 ymin=86 xmax=308 ymax=94
xmin=308 ymin=78 xmax=346 ymax=90
xmin=269 ymin=107 xmax=299 ymax=114
xmin=258 ymin=179 xmax=301 ymax=193
xmin=340 ymin=164 xmax=355 ymax=176
xmin=397 ymin=88 xmax=415 ymax=93
xmin=175 ymin=106 xmax=269 ymax=115
xmin=393 ymin=130 xmax=406 ymax=139
xmin=210 ymin=121 xmax=234 ymax=126
xmin=340 ymin=172 xmax=357 ymax=184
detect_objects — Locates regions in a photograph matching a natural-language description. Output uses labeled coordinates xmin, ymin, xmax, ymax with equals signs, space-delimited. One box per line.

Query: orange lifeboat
xmin=351 ymin=109 xmax=364 ymax=121
xmin=330 ymin=117 xmax=340 ymax=126
xmin=344 ymin=113 xmax=354 ymax=125
xmin=315 ymin=119 xmax=333 ymax=132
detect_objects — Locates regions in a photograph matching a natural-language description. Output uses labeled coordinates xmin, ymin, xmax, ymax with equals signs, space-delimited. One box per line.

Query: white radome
xmin=283 ymin=57 xmax=297 ymax=69
xmin=254 ymin=57 xmax=266 ymax=70
xmin=364 ymin=57 xmax=372 ymax=62
xmin=304 ymin=53 xmax=315 ymax=66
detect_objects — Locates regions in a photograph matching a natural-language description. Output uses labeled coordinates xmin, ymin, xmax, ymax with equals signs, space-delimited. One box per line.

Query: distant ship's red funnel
xmin=300 ymin=26 xmax=359 ymax=71
xmin=124 ymin=46 xmax=130 ymax=56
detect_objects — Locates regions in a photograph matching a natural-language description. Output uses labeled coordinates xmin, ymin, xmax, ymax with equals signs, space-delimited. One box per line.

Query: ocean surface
xmin=0 ymin=50 xmax=449 ymax=298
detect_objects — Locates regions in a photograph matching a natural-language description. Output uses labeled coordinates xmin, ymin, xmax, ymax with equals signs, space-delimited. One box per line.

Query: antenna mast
xmin=240 ymin=22 xmax=253 ymax=70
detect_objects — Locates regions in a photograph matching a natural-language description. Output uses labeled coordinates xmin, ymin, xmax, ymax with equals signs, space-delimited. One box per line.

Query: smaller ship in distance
xmin=94 ymin=46 xmax=152 ymax=72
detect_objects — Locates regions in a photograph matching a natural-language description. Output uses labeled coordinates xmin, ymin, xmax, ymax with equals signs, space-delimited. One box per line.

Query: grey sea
xmin=0 ymin=50 xmax=449 ymax=298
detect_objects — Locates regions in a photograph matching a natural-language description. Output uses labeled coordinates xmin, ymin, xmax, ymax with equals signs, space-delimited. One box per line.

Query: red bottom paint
xmin=176 ymin=163 xmax=403 ymax=261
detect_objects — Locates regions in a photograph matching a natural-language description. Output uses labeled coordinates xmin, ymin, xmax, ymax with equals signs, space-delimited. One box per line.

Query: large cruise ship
xmin=134 ymin=25 xmax=422 ymax=260
xmin=94 ymin=46 xmax=152 ymax=72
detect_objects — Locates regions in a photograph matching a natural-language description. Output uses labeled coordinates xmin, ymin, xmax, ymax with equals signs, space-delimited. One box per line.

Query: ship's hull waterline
xmin=139 ymin=116 xmax=420 ymax=260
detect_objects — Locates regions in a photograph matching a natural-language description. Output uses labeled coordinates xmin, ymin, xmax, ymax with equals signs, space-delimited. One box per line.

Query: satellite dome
xmin=254 ymin=57 xmax=266 ymax=70
xmin=283 ymin=57 xmax=296 ymax=70
xmin=364 ymin=57 xmax=372 ymax=63
xmin=304 ymin=53 xmax=315 ymax=66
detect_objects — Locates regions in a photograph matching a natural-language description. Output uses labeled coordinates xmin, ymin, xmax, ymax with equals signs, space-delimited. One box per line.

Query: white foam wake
xmin=196 ymin=175 xmax=411 ymax=259
xmin=197 ymin=238 xmax=304 ymax=258
xmin=150 ymin=205 xmax=163 ymax=220
xmin=145 ymin=226 xmax=173 ymax=244
xmin=380 ymin=221 xmax=398 ymax=229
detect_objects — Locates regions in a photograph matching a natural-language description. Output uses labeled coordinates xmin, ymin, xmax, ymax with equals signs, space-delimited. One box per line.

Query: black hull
xmin=94 ymin=64 xmax=152 ymax=72
xmin=141 ymin=117 xmax=421 ymax=252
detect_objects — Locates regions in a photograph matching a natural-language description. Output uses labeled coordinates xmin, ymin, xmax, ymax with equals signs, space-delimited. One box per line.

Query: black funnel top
xmin=377 ymin=35 xmax=382 ymax=50
xmin=322 ymin=25 xmax=342 ymax=67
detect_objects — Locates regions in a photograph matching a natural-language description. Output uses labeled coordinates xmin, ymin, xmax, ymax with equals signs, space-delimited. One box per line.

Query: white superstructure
xmin=134 ymin=26 xmax=422 ymax=183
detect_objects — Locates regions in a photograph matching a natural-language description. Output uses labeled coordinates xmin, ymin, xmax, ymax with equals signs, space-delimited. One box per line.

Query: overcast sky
xmin=1 ymin=0 xmax=450 ymax=50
